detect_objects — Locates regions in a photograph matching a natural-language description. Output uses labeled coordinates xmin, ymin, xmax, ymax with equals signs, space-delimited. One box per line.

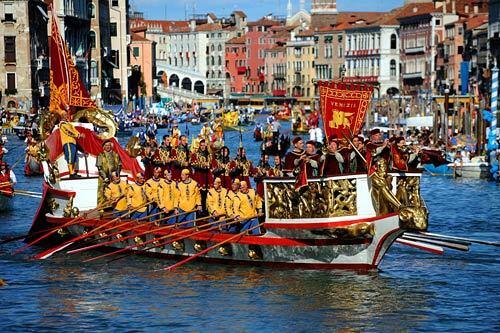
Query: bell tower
xmin=311 ymin=0 xmax=338 ymax=29
xmin=311 ymin=0 xmax=338 ymax=14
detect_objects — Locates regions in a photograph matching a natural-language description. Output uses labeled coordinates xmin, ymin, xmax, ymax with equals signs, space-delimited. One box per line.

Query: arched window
xmin=89 ymin=31 xmax=96 ymax=49
xmin=89 ymin=3 xmax=96 ymax=18
xmin=168 ymin=57 xmax=172 ymax=65
xmin=211 ymin=56 xmax=215 ymax=66
xmin=390 ymin=59 xmax=397 ymax=77
xmin=218 ymin=44 xmax=222 ymax=52
xmin=390 ymin=34 xmax=397 ymax=50
xmin=90 ymin=60 xmax=98 ymax=80
xmin=174 ymin=57 xmax=178 ymax=66
xmin=218 ymin=56 xmax=222 ymax=66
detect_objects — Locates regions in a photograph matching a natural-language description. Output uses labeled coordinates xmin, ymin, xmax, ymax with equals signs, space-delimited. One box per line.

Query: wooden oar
xmin=0 ymin=190 xmax=41 ymax=199
xmin=404 ymin=232 xmax=471 ymax=246
xmin=395 ymin=238 xmax=444 ymax=255
xmin=13 ymin=199 xmax=118 ymax=254
xmin=67 ymin=210 xmax=200 ymax=254
xmin=159 ymin=219 xmax=264 ymax=271
xmin=401 ymin=235 xmax=469 ymax=252
xmin=417 ymin=232 xmax=500 ymax=247
xmin=33 ymin=200 xmax=154 ymax=260
xmin=84 ymin=215 xmax=227 ymax=263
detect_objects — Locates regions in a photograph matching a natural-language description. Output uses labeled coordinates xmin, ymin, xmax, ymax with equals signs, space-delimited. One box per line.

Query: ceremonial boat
xmin=25 ymin=14 xmax=429 ymax=270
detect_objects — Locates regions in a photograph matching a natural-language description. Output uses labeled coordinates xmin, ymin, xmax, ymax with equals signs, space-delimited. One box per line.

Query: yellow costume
xmin=104 ymin=180 xmax=128 ymax=211
xmin=59 ymin=121 xmax=80 ymax=176
xmin=207 ymin=187 xmax=228 ymax=216
xmin=127 ymin=182 xmax=148 ymax=213
xmin=145 ymin=178 xmax=162 ymax=204
xmin=159 ymin=179 xmax=179 ymax=212
xmin=224 ymin=189 xmax=239 ymax=217
xmin=233 ymin=189 xmax=262 ymax=219
xmin=176 ymin=179 xmax=201 ymax=212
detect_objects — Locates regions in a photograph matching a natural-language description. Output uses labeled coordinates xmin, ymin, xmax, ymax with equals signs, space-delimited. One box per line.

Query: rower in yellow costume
xmin=104 ymin=174 xmax=128 ymax=217
xmin=232 ymin=181 xmax=263 ymax=235
xmin=207 ymin=177 xmax=228 ymax=222
xmin=59 ymin=116 xmax=84 ymax=178
xmin=223 ymin=179 xmax=240 ymax=231
xmin=176 ymin=169 xmax=201 ymax=227
xmin=159 ymin=169 xmax=179 ymax=224
xmin=145 ymin=166 xmax=162 ymax=219
xmin=127 ymin=173 xmax=148 ymax=219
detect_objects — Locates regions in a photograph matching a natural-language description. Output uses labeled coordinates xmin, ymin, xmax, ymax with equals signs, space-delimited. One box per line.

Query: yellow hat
xmin=240 ymin=181 xmax=247 ymax=187
xmin=181 ymin=169 xmax=190 ymax=175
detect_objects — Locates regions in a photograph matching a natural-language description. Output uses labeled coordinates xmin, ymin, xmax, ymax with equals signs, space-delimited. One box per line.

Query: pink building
xmin=245 ymin=18 xmax=281 ymax=94
xmin=225 ymin=36 xmax=247 ymax=94
xmin=264 ymin=44 xmax=287 ymax=96
xmin=129 ymin=26 xmax=157 ymax=100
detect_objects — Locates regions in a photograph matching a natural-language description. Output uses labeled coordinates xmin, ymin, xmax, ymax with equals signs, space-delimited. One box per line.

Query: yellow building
xmin=286 ymin=30 xmax=316 ymax=109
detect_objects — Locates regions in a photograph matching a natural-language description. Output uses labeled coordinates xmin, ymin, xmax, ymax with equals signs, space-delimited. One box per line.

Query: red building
xmin=225 ymin=36 xmax=247 ymax=94
xmin=245 ymin=18 xmax=281 ymax=94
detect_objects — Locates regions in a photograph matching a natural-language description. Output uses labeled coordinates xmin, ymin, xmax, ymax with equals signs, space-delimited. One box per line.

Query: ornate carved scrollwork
xmin=266 ymin=179 xmax=357 ymax=219
xmin=47 ymin=198 xmax=59 ymax=215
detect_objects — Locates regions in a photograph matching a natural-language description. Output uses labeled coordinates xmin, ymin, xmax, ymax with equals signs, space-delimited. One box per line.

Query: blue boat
xmin=423 ymin=163 xmax=453 ymax=176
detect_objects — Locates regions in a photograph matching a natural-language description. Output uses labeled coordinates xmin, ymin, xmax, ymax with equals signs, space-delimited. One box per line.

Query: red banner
xmin=49 ymin=8 xmax=96 ymax=118
xmin=318 ymin=81 xmax=374 ymax=139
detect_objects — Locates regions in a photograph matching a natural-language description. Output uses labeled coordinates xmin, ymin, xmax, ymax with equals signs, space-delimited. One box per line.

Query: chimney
xmin=451 ymin=0 xmax=456 ymax=14
xmin=190 ymin=20 xmax=196 ymax=31
xmin=442 ymin=1 xmax=447 ymax=14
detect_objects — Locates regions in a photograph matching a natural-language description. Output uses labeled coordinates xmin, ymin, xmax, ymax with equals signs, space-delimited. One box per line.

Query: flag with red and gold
xmin=49 ymin=7 xmax=95 ymax=118
xmin=318 ymin=81 xmax=374 ymax=139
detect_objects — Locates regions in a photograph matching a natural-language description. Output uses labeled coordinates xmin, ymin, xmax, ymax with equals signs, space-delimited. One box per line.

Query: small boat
xmin=448 ymin=156 xmax=491 ymax=179
xmin=421 ymin=149 xmax=453 ymax=176
xmin=24 ymin=154 xmax=43 ymax=177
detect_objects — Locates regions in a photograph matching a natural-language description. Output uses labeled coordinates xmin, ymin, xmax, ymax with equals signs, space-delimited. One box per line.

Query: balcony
xmin=405 ymin=46 xmax=425 ymax=55
xmin=273 ymin=73 xmax=285 ymax=79
xmin=272 ymin=90 xmax=286 ymax=97
xmin=237 ymin=66 xmax=247 ymax=75
xmin=402 ymin=72 xmax=424 ymax=80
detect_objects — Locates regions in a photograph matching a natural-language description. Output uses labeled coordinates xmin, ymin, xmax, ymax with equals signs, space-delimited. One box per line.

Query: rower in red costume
xmin=170 ymin=135 xmax=191 ymax=181
xmin=366 ymin=129 xmax=391 ymax=175
xmin=320 ymin=136 xmax=344 ymax=176
xmin=190 ymin=139 xmax=213 ymax=190
xmin=213 ymin=146 xmax=232 ymax=189
xmin=284 ymin=137 xmax=305 ymax=176
xmin=229 ymin=147 xmax=255 ymax=187
xmin=297 ymin=140 xmax=321 ymax=177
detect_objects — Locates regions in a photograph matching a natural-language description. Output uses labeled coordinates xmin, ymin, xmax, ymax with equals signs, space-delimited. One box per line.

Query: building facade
xmin=314 ymin=27 xmax=345 ymax=82
xmin=286 ymin=30 xmax=316 ymax=103
xmin=264 ymin=45 xmax=287 ymax=96
xmin=0 ymin=0 xmax=49 ymax=109
xmin=109 ymin=0 xmax=130 ymax=102
xmin=225 ymin=36 xmax=247 ymax=94
xmin=129 ymin=26 xmax=156 ymax=100
xmin=490 ymin=0 xmax=500 ymax=66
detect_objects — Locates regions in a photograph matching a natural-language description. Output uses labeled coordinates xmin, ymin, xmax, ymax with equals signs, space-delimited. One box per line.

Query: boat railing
xmin=263 ymin=172 xmax=424 ymax=223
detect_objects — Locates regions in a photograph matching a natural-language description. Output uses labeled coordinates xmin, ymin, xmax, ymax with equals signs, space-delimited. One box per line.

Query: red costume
xmin=283 ymin=149 xmax=304 ymax=174
xmin=390 ymin=145 xmax=409 ymax=171
xmin=190 ymin=148 xmax=213 ymax=189
xmin=170 ymin=144 xmax=191 ymax=181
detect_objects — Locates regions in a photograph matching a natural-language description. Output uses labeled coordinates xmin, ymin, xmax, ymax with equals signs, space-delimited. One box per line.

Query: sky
xmin=131 ymin=0 xmax=405 ymax=21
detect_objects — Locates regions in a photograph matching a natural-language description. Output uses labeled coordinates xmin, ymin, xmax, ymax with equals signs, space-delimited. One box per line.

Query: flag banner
xmin=49 ymin=8 xmax=95 ymax=118
xmin=318 ymin=81 xmax=374 ymax=139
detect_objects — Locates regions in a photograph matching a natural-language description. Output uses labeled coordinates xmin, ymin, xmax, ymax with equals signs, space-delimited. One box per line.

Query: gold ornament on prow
xmin=115 ymin=233 xmax=123 ymax=239
xmin=152 ymin=240 xmax=165 ymax=251
xmin=171 ymin=240 xmax=185 ymax=252
xmin=72 ymin=207 xmax=80 ymax=218
xmin=248 ymin=245 xmax=263 ymax=260
xmin=57 ymin=228 xmax=68 ymax=237
xmin=99 ymin=232 xmax=108 ymax=238
xmin=47 ymin=198 xmax=59 ymax=214
xmin=194 ymin=241 xmax=207 ymax=253
xmin=134 ymin=236 xmax=144 ymax=245
xmin=63 ymin=197 xmax=74 ymax=218
xmin=218 ymin=244 xmax=232 ymax=257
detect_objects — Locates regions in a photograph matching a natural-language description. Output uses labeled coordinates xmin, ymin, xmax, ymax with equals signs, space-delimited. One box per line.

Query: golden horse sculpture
xmin=369 ymin=158 xmax=428 ymax=231
xmin=72 ymin=108 xmax=117 ymax=140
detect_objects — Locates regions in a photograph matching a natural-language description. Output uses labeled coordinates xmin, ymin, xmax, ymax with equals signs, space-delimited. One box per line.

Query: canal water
xmin=1 ymin=119 xmax=499 ymax=332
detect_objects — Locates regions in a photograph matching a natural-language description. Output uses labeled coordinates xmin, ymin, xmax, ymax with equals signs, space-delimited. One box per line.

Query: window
xmin=89 ymin=31 xmax=96 ymax=49
xmin=435 ymin=19 xmax=441 ymax=26
xmin=112 ymin=0 xmax=119 ymax=6
xmin=110 ymin=23 xmax=117 ymax=37
xmin=390 ymin=60 xmax=396 ymax=78
xmin=390 ymin=34 xmax=397 ymax=50
xmin=90 ymin=61 xmax=98 ymax=80
xmin=4 ymin=36 xmax=15 ymax=62
xmin=3 ymin=3 xmax=14 ymax=22
xmin=90 ymin=3 xmax=95 ymax=18
xmin=6 ymin=73 xmax=16 ymax=90
xmin=133 ymin=47 xmax=140 ymax=57
xmin=111 ymin=50 xmax=119 ymax=68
